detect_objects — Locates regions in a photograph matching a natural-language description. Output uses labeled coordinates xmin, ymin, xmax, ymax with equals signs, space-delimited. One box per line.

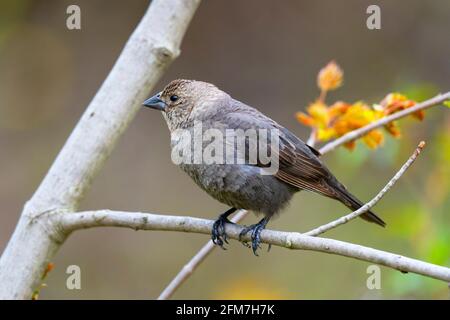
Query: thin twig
xmin=306 ymin=141 xmax=426 ymax=236
xmin=318 ymin=92 xmax=450 ymax=154
xmin=65 ymin=140 xmax=430 ymax=299
xmin=157 ymin=209 xmax=247 ymax=300
xmin=154 ymin=92 xmax=449 ymax=299
xmin=157 ymin=129 xmax=322 ymax=299
xmin=59 ymin=210 xmax=450 ymax=282
xmin=306 ymin=129 xmax=317 ymax=146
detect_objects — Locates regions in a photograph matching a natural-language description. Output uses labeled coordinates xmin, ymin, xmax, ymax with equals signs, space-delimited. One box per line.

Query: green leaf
xmin=444 ymin=100 xmax=450 ymax=108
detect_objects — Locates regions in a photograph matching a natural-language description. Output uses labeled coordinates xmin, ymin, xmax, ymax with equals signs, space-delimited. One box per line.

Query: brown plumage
xmin=143 ymin=79 xmax=385 ymax=254
xmin=275 ymin=130 xmax=385 ymax=226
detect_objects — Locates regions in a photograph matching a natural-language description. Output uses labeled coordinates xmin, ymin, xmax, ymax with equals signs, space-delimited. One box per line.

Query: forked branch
xmin=60 ymin=141 xmax=450 ymax=284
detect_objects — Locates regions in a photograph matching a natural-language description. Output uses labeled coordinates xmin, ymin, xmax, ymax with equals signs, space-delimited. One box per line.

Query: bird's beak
xmin=142 ymin=92 xmax=166 ymax=111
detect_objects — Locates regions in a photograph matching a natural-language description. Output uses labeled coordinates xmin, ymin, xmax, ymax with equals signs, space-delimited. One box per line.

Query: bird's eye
xmin=170 ymin=95 xmax=179 ymax=102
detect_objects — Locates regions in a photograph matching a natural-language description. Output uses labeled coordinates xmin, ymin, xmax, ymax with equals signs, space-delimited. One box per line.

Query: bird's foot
xmin=211 ymin=213 xmax=235 ymax=249
xmin=239 ymin=218 xmax=269 ymax=256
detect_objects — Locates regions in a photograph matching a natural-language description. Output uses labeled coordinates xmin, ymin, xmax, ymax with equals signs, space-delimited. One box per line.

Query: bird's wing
xmin=274 ymin=128 xmax=338 ymax=198
xmin=221 ymin=104 xmax=338 ymax=198
xmin=220 ymin=102 xmax=386 ymax=227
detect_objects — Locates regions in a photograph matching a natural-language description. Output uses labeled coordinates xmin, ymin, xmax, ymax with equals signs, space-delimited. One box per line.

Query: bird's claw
xmin=239 ymin=220 xmax=267 ymax=256
xmin=211 ymin=215 xmax=233 ymax=249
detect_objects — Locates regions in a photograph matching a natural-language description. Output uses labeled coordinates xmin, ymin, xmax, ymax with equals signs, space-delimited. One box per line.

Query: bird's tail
xmin=332 ymin=182 xmax=386 ymax=227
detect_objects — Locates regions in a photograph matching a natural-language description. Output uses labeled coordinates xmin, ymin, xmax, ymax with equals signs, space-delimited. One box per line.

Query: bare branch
xmin=157 ymin=209 xmax=248 ymax=300
xmin=0 ymin=0 xmax=201 ymax=299
xmin=306 ymin=141 xmax=426 ymax=236
xmin=156 ymin=94 xmax=447 ymax=300
xmin=1 ymin=0 xmax=446 ymax=300
xmin=59 ymin=210 xmax=450 ymax=282
xmin=62 ymin=140 xmax=436 ymax=299
xmin=158 ymin=126 xmax=324 ymax=300
xmin=318 ymin=92 xmax=450 ymax=154
xmin=306 ymin=129 xmax=317 ymax=147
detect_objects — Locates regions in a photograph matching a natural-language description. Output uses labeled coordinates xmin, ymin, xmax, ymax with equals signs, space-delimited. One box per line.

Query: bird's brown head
xmin=143 ymin=79 xmax=228 ymax=130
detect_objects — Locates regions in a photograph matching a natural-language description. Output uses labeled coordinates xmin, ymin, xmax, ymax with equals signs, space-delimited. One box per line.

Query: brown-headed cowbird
xmin=143 ymin=79 xmax=385 ymax=255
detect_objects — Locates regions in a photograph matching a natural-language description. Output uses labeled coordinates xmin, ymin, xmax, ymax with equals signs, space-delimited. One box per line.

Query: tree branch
xmin=156 ymin=91 xmax=448 ymax=299
xmin=0 ymin=0 xmax=201 ymax=299
xmin=305 ymin=141 xmax=425 ymax=236
xmin=1 ymin=0 xmax=446 ymax=300
xmin=157 ymin=209 xmax=248 ymax=300
xmin=306 ymin=129 xmax=317 ymax=146
xmin=59 ymin=210 xmax=450 ymax=282
xmin=156 ymin=125 xmax=323 ymax=299
xmin=318 ymin=92 xmax=450 ymax=154
xmin=155 ymin=90 xmax=449 ymax=299
xmin=60 ymin=140 xmax=440 ymax=299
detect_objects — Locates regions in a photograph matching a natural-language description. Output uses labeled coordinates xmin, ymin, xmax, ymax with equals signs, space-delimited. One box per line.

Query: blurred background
xmin=0 ymin=0 xmax=449 ymax=299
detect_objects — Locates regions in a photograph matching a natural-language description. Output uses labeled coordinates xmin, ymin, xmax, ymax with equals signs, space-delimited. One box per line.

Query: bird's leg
xmin=239 ymin=216 xmax=270 ymax=256
xmin=211 ymin=207 xmax=237 ymax=249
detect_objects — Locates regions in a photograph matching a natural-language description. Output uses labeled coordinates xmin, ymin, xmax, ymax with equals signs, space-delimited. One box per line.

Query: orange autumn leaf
xmin=296 ymin=62 xmax=420 ymax=151
xmin=317 ymin=127 xmax=336 ymax=141
xmin=296 ymin=101 xmax=330 ymax=128
xmin=328 ymin=101 xmax=350 ymax=118
xmin=384 ymin=121 xmax=401 ymax=138
xmin=317 ymin=61 xmax=343 ymax=92
xmin=363 ymin=129 xmax=384 ymax=149
xmin=306 ymin=100 xmax=330 ymax=127
xmin=378 ymin=92 xmax=421 ymax=135
xmin=32 ymin=262 xmax=55 ymax=300
xmin=333 ymin=102 xmax=376 ymax=135
xmin=331 ymin=103 xmax=385 ymax=149
xmin=381 ymin=93 xmax=420 ymax=117
xmin=412 ymin=109 xmax=425 ymax=121
xmin=344 ymin=140 xmax=356 ymax=150
xmin=43 ymin=262 xmax=54 ymax=279
xmin=295 ymin=112 xmax=315 ymax=126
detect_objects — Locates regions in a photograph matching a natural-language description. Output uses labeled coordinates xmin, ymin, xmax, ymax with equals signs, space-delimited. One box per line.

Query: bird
xmin=143 ymin=79 xmax=385 ymax=255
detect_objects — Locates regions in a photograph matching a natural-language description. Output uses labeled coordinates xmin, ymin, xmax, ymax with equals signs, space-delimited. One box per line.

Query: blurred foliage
xmin=0 ymin=0 xmax=448 ymax=300
xmin=296 ymin=66 xmax=449 ymax=299
xmin=296 ymin=61 xmax=425 ymax=150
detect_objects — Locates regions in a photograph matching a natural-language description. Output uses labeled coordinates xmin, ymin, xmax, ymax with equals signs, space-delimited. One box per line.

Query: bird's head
xmin=143 ymin=79 xmax=228 ymax=130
